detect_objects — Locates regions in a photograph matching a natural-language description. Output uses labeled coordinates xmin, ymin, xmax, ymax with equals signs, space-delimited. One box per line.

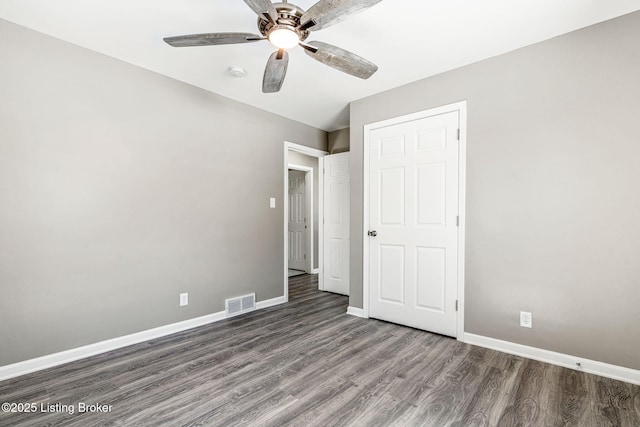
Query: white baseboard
xmin=0 ymin=296 xmax=288 ymax=382
xmin=464 ymin=333 xmax=640 ymax=386
xmin=256 ymin=295 xmax=287 ymax=310
xmin=346 ymin=306 xmax=366 ymax=318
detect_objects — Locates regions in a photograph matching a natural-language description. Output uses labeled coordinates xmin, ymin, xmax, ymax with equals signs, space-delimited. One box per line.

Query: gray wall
xmin=0 ymin=19 xmax=326 ymax=366
xmin=288 ymin=151 xmax=320 ymax=270
xmin=350 ymin=11 xmax=640 ymax=370
xmin=328 ymin=128 xmax=350 ymax=153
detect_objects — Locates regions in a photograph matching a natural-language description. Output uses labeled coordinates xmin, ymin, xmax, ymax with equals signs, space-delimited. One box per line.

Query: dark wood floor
xmin=1 ymin=274 xmax=639 ymax=426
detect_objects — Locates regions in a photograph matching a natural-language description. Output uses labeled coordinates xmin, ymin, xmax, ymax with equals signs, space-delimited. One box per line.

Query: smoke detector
xmin=228 ymin=66 xmax=247 ymax=78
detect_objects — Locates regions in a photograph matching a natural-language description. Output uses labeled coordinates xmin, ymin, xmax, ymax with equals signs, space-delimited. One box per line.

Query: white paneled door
xmin=368 ymin=111 xmax=460 ymax=337
xmin=323 ymin=152 xmax=350 ymax=295
xmin=288 ymin=170 xmax=307 ymax=271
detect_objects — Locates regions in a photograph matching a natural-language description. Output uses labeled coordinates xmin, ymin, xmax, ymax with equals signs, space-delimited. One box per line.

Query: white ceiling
xmin=1 ymin=1 xmax=639 ymax=131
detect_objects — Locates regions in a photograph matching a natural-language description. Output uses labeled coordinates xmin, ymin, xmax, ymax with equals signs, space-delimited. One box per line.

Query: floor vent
xmin=225 ymin=293 xmax=256 ymax=317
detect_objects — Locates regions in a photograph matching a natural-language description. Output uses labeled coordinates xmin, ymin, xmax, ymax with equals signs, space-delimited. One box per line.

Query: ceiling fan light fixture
xmin=268 ymin=26 xmax=299 ymax=49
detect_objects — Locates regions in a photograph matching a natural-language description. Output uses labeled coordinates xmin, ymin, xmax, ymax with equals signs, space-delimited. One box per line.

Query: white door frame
xmin=288 ymin=165 xmax=313 ymax=273
xmin=362 ymin=101 xmax=467 ymax=340
xmin=283 ymin=142 xmax=328 ymax=302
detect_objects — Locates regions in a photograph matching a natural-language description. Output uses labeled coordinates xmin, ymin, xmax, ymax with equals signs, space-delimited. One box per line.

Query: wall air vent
xmin=225 ymin=293 xmax=256 ymax=317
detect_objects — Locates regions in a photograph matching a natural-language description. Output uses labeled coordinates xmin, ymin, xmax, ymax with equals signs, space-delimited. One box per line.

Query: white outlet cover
xmin=520 ymin=311 xmax=532 ymax=328
xmin=270 ymin=197 xmax=276 ymax=208
xmin=180 ymin=293 xmax=188 ymax=307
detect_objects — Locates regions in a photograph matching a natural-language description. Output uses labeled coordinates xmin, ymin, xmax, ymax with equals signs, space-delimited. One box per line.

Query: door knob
xmin=368 ymin=230 xmax=377 ymax=237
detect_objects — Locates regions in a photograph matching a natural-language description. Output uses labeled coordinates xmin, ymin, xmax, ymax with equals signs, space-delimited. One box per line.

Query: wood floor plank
xmin=264 ymin=377 xmax=360 ymax=427
xmin=592 ymin=375 xmax=640 ymax=427
xmin=496 ymin=359 xmax=552 ymax=426
xmin=404 ymin=346 xmax=498 ymax=425
xmin=541 ymin=365 xmax=593 ymax=426
xmin=388 ymin=339 xmax=473 ymax=407
xmin=311 ymin=369 xmax=415 ymax=426
xmin=449 ymin=351 xmax=523 ymax=427
xmin=1 ymin=274 xmax=639 ymax=426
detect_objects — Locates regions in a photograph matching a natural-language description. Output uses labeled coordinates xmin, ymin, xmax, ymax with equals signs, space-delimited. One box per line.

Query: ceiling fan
xmin=163 ymin=0 xmax=382 ymax=93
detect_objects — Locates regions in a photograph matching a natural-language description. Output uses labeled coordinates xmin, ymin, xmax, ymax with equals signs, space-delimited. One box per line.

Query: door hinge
xmin=457 ymin=129 xmax=460 ymax=140
xmin=304 ymin=254 xmax=306 ymax=259
xmin=456 ymin=216 xmax=459 ymax=227
xmin=455 ymin=300 xmax=459 ymax=311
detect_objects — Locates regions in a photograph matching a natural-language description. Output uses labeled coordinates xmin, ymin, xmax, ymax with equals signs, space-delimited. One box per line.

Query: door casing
xmin=283 ymin=142 xmax=328 ymax=302
xmin=362 ymin=101 xmax=467 ymax=340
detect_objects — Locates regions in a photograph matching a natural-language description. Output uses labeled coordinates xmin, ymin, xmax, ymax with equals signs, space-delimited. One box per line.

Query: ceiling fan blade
xmin=300 ymin=0 xmax=383 ymax=31
xmin=242 ymin=0 xmax=279 ymax=23
xmin=304 ymin=41 xmax=377 ymax=79
xmin=164 ymin=32 xmax=263 ymax=47
xmin=263 ymin=49 xmax=289 ymax=93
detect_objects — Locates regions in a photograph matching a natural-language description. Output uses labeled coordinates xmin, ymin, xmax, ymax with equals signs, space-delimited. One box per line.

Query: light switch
xmin=270 ymin=197 xmax=276 ymax=208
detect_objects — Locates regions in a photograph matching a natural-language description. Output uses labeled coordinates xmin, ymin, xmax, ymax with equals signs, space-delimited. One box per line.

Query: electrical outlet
xmin=180 ymin=293 xmax=188 ymax=307
xmin=520 ymin=311 xmax=532 ymax=328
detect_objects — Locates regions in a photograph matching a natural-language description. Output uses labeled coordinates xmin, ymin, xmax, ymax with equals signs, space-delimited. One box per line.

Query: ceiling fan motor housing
xmin=258 ymin=2 xmax=310 ymax=43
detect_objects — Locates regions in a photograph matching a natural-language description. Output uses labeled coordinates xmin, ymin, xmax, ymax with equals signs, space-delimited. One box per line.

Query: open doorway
xmin=283 ymin=142 xmax=328 ymax=301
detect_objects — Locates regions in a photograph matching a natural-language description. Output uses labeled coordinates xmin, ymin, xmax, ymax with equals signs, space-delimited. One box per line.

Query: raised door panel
xmin=416 ymin=247 xmax=446 ymax=312
xmin=378 ymin=245 xmax=405 ymax=304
